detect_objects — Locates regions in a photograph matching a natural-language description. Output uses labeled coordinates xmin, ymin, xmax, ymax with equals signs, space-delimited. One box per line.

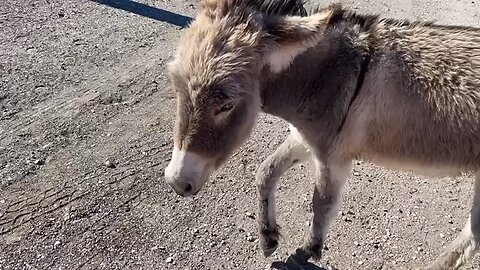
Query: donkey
xmin=164 ymin=0 xmax=480 ymax=268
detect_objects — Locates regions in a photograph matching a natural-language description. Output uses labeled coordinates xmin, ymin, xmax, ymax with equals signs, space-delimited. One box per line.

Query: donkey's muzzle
xmin=164 ymin=148 xmax=211 ymax=197
xmin=165 ymin=176 xmax=196 ymax=197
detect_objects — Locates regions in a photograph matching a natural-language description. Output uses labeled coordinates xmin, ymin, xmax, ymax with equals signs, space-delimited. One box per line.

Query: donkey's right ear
xmin=262 ymin=9 xmax=334 ymax=73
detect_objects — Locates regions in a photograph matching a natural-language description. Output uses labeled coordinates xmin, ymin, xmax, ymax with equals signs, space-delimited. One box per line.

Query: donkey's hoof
xmin=260 ymin=235 xmax=279 ymax=257
xmin=303 ymin=242 xmax=323 ymax=261
xmin=285 ymin=248 xmax=312 ymax=267
xmin=262 ymin=244 xmax=278 ymax=257
xmin=260 ymin=228 xmax=279 ymax=257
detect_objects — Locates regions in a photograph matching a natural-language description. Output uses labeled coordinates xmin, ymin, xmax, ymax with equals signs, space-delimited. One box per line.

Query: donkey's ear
xmin=199 ymin=0 xmax=235 ymax=20
xmin=262 ymin=9 xmax=334 ymax=73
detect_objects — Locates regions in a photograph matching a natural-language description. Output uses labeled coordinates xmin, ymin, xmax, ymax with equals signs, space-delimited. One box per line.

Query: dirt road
xmin=1 ymin=0 xmax=479 ymax=269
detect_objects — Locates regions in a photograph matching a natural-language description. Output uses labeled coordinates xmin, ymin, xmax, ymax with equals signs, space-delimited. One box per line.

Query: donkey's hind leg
xmin=256 ymin=125 xmax=311 ymax=257
xmin=426 ymin=172 xmax=480 ymax=270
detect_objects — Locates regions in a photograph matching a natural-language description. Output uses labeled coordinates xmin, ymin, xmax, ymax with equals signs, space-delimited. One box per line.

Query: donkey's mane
xmin=241 ymin=1 xmax=427 ymax=31
xmin=231 ymin=0 xmax=475 ymax=33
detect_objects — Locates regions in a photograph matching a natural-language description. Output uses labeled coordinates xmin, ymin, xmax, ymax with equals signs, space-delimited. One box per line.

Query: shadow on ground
xmin=93 ymin=0 xmax=193 ymax=27
xmin=270 ymin=260 xmax=328 ymax=270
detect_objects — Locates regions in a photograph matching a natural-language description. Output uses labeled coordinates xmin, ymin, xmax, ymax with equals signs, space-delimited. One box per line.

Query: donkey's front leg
xmin=291 ymin=158 xmax=351 ymax=264
xmin=256 ymin=128 xmax=310 ymax=257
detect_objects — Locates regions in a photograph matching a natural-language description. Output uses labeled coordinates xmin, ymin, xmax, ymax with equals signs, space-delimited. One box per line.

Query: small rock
xmin=105 ymin=160 xmax=116 ymax=168
xmin=166 ymin=257 xmax=174 ymax=263
xmin=34 ymin=159 xmax=45 ymax=165
xmin=343 ymin=216 xmax=352 ymax=222
xmin=353 ymin=171 xmax=361 ymax=176
xmin=354 ymin=241 xmax=360 ymax=246
xmin=54 ymin=240 xmax=61 ymax=247
xmin=245 ymin=212 xmax=255 ymax=219
xmin=358 ymin=261 xmax=364 ymax=266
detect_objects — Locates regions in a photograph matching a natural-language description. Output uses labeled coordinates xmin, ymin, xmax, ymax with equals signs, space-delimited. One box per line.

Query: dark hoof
xmin=304 ymin=241 xmax=323 ymax=261
xmin=263 ymin=243 xmax=279 ymax=257
xmin=289 ymin=248 xmax=314 ymax=265
xmin=260 ymin=228 xmax=280 ymax=257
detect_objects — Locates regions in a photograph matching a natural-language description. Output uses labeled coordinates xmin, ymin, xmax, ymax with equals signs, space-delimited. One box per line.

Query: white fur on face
xmin=165 ymin=147 xmax=211 ymax=194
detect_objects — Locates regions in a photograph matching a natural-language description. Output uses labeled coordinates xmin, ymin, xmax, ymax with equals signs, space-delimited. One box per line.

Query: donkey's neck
xmin=259 ymin=16 xmax=371 ymax=145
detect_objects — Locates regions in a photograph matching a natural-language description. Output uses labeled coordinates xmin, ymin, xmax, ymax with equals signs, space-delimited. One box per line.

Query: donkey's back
xmin=347 ymin=20 xmax=480 ymax=175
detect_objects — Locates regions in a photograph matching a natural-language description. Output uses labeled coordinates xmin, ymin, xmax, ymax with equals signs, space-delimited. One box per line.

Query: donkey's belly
xmin=357 ymin=129 xmax=480 ymax=177
xmin=364 ymin=155 xmax=465 ymax=178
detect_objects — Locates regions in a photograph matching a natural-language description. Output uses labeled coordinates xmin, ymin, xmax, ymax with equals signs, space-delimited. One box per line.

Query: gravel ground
xmin=1 ymin=0 xmax=480 ymax=269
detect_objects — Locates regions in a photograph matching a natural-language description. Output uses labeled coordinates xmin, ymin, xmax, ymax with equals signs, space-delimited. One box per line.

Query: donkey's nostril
xmin=185 ymin=183 xmax=193 ymax=193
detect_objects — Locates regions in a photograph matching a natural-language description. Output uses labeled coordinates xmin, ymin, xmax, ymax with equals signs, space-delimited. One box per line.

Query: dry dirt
xmin=1 ymin=0 xmax=480 ymax=269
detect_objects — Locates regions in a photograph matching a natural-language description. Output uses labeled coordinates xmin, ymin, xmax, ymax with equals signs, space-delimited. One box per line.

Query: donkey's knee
xmin=256 ymin=159 xmax=278 ymax=197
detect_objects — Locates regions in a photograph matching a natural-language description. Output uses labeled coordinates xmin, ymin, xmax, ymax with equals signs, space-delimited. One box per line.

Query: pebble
xmin=34 ymin=159 xmax=45 ymax=165
xmin=353 ymin=171 xmax=361 ymax=176
xmin=245 ymin=212 xmax=255 ymax=219
xmin=246 ymin=233 xmax=256 ymax=242
xmin=166 ymin=257 xmax=174 ymax=263
xmin=105 ymin=160 xmax=116 ymax=168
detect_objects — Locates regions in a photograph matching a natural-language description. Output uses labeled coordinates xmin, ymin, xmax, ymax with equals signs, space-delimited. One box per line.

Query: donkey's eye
xmin=214 ymin=102 xmax=236 ymax=116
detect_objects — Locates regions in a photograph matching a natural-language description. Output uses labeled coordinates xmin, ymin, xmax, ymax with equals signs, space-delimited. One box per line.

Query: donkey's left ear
xmin=261 ymin=9 xmax=334 ymax=73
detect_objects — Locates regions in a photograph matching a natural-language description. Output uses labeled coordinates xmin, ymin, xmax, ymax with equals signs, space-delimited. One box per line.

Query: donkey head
xmin=165 ymin=0 xmax=334 ymax=196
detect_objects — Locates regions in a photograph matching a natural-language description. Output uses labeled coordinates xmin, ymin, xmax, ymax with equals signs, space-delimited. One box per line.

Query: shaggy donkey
xmin=164 ymin=0 xmax=480 ymax=268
